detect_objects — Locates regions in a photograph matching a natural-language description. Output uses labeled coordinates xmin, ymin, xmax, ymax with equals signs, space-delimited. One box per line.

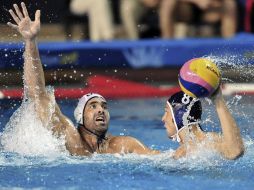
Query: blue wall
xmin=1 ymin=33 xmax=254 ymax=70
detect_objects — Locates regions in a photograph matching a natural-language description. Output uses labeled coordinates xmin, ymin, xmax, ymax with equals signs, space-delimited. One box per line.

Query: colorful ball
xmin=178 ymin=58 xmax=221 ymax=98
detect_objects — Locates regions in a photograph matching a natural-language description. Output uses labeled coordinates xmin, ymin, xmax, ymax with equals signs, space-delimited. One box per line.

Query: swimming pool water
xmin=0 ymin=96 xmax=253 ymax=190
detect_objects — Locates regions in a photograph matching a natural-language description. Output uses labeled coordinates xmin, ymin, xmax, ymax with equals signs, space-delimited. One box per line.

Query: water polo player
xmin=162 ymin=89 xmax=244 ymax=159
xmin=7 ymin=2 xmax=160 ymax=156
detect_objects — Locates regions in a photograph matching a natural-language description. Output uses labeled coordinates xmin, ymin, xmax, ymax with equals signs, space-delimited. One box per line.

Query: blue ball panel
xmin=179 ymin=76 xmax=210 ymax=97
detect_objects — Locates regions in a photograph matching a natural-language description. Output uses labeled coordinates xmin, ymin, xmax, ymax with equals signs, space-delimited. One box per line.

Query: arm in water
xmin=213 ymin=87 xmax=244 ymax=159
xmin=7 ymin=2 xmax=90 ymax=156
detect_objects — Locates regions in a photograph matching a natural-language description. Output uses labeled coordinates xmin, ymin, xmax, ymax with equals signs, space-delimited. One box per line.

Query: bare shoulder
xmin=107 ymin=136 xmax=159 ymax=155
xmin=49 ymin=101 xmax=90 ymax=156
xmin=173 ymin=133 xmax=222 ymax=159
xmin=201 ymin=132 xmax=223 ymax=151
xmin=104 ymin=136 xmax=128 ymax=154
xmin=54 ymin=111 xmax=90 ymax=156
xmin=107 ymin=136 xmax=134 ymax=148
xmin=108 ymin=136 xmax=143 ymax=147
xmin=205 ymin=131 xmax=222 ymax=142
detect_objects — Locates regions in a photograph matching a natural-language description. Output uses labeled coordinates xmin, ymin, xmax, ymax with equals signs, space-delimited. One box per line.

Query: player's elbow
xmin=224 ymin=145 xmax=245 ymax=160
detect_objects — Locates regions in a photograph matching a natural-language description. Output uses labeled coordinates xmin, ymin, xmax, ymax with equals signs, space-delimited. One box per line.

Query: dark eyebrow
xmin=88 ymin=100 xmax=107 ymax=106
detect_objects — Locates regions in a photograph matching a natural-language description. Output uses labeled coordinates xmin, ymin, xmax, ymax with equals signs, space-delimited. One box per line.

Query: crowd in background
xmin=1 ymin=0 xmax=249 ymax=41
xmin=65 ymin=0 xmax=254 ymax=41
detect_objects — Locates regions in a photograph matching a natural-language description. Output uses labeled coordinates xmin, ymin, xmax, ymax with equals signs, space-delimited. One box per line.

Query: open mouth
xmin=95 ymin=116 xmax=105 ymax=122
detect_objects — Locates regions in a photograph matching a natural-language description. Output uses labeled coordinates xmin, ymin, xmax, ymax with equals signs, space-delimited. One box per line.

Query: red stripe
xmin=245 ymin=0 xmax=254 ymax=32
xmin=0 ymin=75 xmax=180 ymax=99
xmin=1 ymin=89 xmax=24 ymax=99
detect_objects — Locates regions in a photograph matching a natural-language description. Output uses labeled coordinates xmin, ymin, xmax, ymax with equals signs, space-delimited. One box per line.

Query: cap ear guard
xmin=167 ymin=102 xmax=181 ymax=142
xmin=74 ymin=93 xmax=106 ymax=125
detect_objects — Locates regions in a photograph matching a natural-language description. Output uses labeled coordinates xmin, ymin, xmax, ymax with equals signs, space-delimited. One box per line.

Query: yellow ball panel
xmin=189 ymin=58 xmax=220 ymax=88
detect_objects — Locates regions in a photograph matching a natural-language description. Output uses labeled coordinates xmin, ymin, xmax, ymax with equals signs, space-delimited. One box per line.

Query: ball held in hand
xmin=178 ymin=58 xmax=221 ymax=98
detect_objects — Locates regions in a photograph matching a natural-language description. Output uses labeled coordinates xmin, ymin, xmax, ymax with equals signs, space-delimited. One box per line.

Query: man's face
xmin=161 ymin=103 xmax=176 ymax=139
xmin=83 ymin=97 xmax=110 ymax=134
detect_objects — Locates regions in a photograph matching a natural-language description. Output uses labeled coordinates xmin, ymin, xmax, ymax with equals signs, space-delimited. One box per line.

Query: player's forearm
xmin=23 ymin=38 xmax=46 ymax=99
xmin=216 ymin=99 xmax=237 ymax=136
xmin=215 ymin=98 xmax=244 ymax=155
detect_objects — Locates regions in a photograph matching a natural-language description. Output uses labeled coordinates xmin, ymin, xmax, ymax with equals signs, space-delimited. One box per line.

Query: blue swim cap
xmin=167 ymin=91 xmax=202 ymax=142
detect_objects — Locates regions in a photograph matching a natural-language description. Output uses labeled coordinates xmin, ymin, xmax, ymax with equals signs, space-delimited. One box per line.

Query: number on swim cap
xmin=181 ymin=94 xmax=190 ymax=104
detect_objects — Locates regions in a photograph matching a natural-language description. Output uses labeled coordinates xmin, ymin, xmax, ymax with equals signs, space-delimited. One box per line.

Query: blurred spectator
xmin=190 ymin=0 xmax=238 ymax=38
xmin=120 ymin=0 xmax=237 ymax=39
xmin=237 ymin=0 xmax=254 ymax=33
xmin=159 ymin=0 xmax=193 ymax=38
xmin=70 ymin=0 xmax=114 ymax=41
xmin=160 ymin=0 xmax=238 ymax=38
xmin=120 ymin=0 xmax=160 ymax=40
xmin=63 ymin=0 xmax=89 ymax=40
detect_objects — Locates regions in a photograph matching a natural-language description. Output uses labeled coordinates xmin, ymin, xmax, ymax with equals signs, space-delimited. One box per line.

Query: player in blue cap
xmin=162 ymin=90 xmax=244 ymax=159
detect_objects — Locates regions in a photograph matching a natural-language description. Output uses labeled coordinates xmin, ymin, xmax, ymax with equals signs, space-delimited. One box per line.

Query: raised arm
xmin=8 ymin=2 xmax=45 ymax=99
xmin=213 ymin=88 xmax=244 ymax=159
xmin=8 ymin=3 xmax=57 ymax=129
xmin=7 ymin=3 xmax=90 ymax=156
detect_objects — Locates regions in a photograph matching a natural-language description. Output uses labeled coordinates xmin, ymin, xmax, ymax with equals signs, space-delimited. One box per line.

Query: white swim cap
xmin=74 ymin=93 xmax=106 ymax=125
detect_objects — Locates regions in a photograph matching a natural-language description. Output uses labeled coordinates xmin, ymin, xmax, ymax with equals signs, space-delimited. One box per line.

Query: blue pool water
xmin=0 ymin=96 xmax=253 ymax=189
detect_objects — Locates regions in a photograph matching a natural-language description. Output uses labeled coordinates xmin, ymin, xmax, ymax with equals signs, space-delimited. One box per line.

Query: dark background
xmin=1 ymin=0 xmax=67 ymax=24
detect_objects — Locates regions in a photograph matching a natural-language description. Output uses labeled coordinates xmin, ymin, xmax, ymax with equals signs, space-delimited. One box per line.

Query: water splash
xmin=0 ymin=87 xmax=67 ymax=157
xmin=205 ymin=55 xmax=254 ymax=82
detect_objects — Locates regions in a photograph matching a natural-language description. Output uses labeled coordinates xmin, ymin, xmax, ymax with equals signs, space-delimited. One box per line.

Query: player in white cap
xmin=7 ymin=2 xmax=160 ymax=156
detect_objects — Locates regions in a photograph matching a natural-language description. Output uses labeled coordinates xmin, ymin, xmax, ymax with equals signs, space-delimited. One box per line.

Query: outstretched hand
xmin=7 ymin=2 xmax=40 ymax=40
